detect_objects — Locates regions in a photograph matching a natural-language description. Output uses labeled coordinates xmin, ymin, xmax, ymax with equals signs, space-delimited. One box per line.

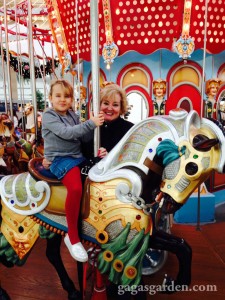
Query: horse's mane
xmin=0 ymin=122 xmax=5 ymax=135
xmin=0 ymin=114 xmax=11 ymax=136
xmin=208 ymin=118 xmax=225 ymax=137
xmin=156 ymin=139 xmax=186 ymax=166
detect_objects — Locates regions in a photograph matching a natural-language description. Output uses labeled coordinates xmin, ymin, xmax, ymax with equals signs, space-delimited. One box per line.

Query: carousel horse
xmin=0 ymin=143 xmax=7 ymax=175
xmin=24 ymin=104 xmax=36 ymax=144
xmin=3 ymin=110 xmax=43 ymax=174
xmin=7 ymin=138 xmax=33 ymax=174
xmin=0 ymin=112 xmax=38 ymax=175
xmin=4 ymin=135 xmax=44 ymax=175
xmin=0 ymin=109 xmax=225 ymax=299
xmin=0 ymin=113 xmax=14 ymax=144
xmin=0 ymin=113 xmax=15 ymax=175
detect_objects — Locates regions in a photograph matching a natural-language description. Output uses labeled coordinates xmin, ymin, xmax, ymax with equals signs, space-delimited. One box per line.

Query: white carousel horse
xmin=24 ymin=104 xmax=35 ymax=143
xmin=0 ymin=113 xmax=14 ymax=143
xmin=0 ymin=113 xmax=15 ymax=174
xmin=0 ymin=143 xmax=6 ymax=168
xmin=0 ymin=109 xmax=225 ymax=299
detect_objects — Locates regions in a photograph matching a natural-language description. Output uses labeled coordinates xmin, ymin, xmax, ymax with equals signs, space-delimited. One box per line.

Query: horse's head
xmin=0 ymin=113 xmax=14 ymax=140
xmin=156 ymin=115 xmax=225 ymax=214
xmin=15 ymin=138 xmax=33 ymax=157
xmin=88 ymin=109 xmax=225 ymax=226
xmin=24 ymin=104 xmax=34 ymax=116
xmin=0 ymin=113 xmax=13 ymax=129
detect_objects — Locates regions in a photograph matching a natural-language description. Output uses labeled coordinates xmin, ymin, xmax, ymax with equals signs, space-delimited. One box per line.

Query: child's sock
xmin=62 ymin=166 xmax=82 ymax=244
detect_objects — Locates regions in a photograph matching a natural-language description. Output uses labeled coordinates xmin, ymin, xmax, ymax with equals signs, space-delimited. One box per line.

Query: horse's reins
xmin=144 ymin=157 xmax=163 ymax=176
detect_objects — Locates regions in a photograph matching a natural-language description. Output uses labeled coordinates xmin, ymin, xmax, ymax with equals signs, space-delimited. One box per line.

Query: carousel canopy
xmin=0 ymin=0 xmax=54 ymax=59
xmin=1 ymin=24 xmax=57 ymax=59
xmin=1 ymin=1 xmax=225 ymax=64
xmin=44 ymin=0 xmax=225 ymax=65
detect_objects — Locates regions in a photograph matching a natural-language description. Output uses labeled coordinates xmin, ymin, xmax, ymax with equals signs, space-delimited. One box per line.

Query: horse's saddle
xmin=28 ymin=157 xmax=60 ymax=185
xmin=28 ymin=157 xmax=90 ymax=217
xmin=28 ymin=157 xmax=70 ymax=215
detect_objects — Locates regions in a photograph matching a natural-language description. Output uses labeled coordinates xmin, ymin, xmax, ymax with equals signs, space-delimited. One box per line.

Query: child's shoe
xmin=64 ymin=234 xmax=88 ymax=262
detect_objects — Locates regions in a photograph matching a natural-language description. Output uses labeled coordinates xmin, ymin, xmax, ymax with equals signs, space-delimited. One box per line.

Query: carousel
xmin=0 ymin=1 xmax=225 ymax=300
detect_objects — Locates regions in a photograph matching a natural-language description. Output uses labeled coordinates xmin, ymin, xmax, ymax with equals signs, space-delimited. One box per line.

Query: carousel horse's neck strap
xmin=144 ymin=157 xmax=163 ymax=176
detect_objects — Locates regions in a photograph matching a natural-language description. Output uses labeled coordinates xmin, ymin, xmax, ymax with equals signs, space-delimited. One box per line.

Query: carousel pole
xmin=200 ymin=0 xmax=208 ymax=117
xmin=3 ymin=0 xmax=13 ymax=118
xmin=14 ymin=0 xmax=24 ymax=116
xmin=17 ymin=20 xmax=26 ymax=127
xmin=75 ymin=0 xmax=81 ymax=115
xmin=50 ymin=38 xmax=55 ymax=81
xmin=41 ymin=41 xmax=47 ymax=110
xmin=90 ymin=0 xmax=100 ymax=156
xmin=90 ymin=2 xmax=106 ymax=299
xmin=0 ymin=19 xmax=7 ymax=112
xmin=27 ymin=0 xmax=38 ymax=138
xmin=196 ymin=0 xmax=209 ymax=231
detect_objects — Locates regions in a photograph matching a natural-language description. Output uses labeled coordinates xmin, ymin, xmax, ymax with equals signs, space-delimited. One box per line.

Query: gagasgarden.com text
xmin=117 ymin=283 xmax=218 ymax=295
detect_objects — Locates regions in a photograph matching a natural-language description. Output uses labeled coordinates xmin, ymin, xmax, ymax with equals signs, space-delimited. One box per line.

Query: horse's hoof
xmin=0 ymin=287 xmax=11 ymax=300
xmin=160 ymin=274 xmax=177 ymax=294
xmin=68 ymin=289 xmax=82 ymax=300
xmin=0 ymin=256 xmax=14 ymax=268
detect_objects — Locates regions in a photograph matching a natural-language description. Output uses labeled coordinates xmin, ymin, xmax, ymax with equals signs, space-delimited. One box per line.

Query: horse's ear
xmin=193 ymin=134 xmax=219 ymax=151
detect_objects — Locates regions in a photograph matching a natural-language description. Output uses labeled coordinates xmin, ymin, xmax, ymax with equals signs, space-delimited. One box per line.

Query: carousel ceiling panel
xmin=0 ymin=0 xmax=55 ymax=58
xmin=189 ymin=0 xmax=225 ymax=53
xmin=47 ymin=0 xmax=225 ymax=64
xmin=0 ymin=0 xmax=51 ymax=41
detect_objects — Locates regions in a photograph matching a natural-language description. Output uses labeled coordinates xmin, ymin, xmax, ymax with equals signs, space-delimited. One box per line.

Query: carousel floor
xmin=0 ymin=220 xmax=225 ymax=300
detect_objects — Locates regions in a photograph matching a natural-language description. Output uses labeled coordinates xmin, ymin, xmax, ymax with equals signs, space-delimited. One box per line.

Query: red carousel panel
xmin=50 ymin=0 xmax=225 ymax=63
xmin=190 ymin=0 xmax=225 ymax=54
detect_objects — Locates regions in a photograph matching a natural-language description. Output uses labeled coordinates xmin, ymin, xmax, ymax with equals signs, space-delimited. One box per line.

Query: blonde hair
xmin=205 ymin=79 xmax=221 ymax=95
xmin=49 ymin=79 xmax=75 ymax=102
xmin=100 ymin=83 xmax=128 ymax=115
xmin=153 ymin=79 xmax=166 ymax=95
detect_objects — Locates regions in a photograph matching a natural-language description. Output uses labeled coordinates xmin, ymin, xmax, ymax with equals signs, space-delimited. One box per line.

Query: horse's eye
xmin=193 ymin=134 xmax=209 ymax=151
xmin=193 ymin=134 xmax=219 ymax=152
xmin=185 ymin=162 xmax=198 ymax=175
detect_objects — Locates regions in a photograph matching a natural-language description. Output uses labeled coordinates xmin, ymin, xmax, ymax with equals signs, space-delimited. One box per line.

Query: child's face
xmin=49 ymin=83 xmax=73 ymax=115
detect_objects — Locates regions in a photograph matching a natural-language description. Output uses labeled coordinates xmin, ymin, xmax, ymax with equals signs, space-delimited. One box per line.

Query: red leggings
xmin=61 ymin=166 xmax=82 ymax=244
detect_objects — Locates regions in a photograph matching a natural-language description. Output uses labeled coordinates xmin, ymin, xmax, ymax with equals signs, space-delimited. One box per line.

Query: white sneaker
xmin=64 ymin=234 xmax=88 ymax=262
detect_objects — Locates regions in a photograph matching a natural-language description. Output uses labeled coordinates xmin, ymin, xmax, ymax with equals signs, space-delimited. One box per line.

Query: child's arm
xmin=42 ymin=110 xmax=101 ymax=140
xmin=81 ymin=111 xmax=104 ymax=143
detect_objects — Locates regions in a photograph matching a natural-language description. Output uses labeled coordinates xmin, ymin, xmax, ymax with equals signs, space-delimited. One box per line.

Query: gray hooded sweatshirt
xmin=42 ymin=108 xmax=96 ymax=161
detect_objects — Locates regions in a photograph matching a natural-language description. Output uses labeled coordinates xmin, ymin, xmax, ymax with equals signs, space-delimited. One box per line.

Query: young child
xmin=42 ymin=79 xmax=104 ymax=262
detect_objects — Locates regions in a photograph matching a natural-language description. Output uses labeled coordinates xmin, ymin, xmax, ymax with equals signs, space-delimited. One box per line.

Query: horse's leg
xmin=46 ymin=234 xmax=82 ymax=300
xmin=0 ymin=287 xmax=11 ymax=300
xmin=76 ymin=261 xmax=83 ymax=297
xmin=149 ymin=230 xmax=192 ymax=288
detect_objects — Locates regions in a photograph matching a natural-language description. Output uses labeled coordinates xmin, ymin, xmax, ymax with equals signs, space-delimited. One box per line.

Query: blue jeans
xmin=50 ymin=156 xmax=85 ymax=180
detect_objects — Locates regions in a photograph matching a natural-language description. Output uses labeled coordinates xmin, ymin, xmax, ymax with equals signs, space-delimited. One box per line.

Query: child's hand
xmin=90 ymin=111 xmax=104 ymax=127
xmin=97 ymin=147 xmax=108 ymax=158
xmin=42 ymin=158 xmax=52 ymax=169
